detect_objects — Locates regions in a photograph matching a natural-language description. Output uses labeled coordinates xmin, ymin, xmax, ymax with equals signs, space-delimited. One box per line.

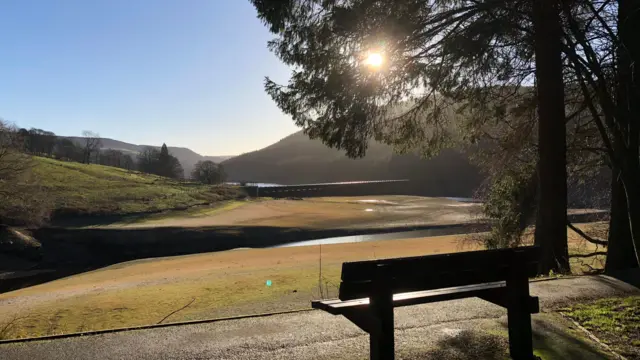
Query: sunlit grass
xmin=1 ymin=266 xmax=332 ymax=338
xmin=111 ymin=200 xmax=250 ymax=226
xmin=32 ymin=156 xmax=242 ymax=216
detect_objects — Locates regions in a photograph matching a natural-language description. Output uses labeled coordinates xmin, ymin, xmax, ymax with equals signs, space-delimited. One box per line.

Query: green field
xmin=32 ymin=156 xmax=244 ymax=217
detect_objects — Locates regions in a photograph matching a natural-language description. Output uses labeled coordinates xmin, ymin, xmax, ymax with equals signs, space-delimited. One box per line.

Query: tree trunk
xmin=622 ymin=170 xmax=640 ymax=265
xmin=605 ymin=173 xmax=638 ymax=272
xmin=532 ymin=0 xmax=569 ymax=274
xmin=607 ymin=0 xmax=640 ymax=269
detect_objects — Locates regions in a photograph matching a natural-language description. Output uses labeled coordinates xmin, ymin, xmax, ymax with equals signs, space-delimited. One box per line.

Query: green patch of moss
xmin=563 ymin=296 xmax=640 ymax=358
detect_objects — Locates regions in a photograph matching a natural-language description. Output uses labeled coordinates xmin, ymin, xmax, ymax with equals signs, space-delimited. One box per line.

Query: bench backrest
xmin=338 ymin=246 xmax=540 ymax=300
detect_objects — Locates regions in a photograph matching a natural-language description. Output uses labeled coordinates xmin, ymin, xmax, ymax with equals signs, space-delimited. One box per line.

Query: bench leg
xmin=370 ymin=292 xmax=394 ymax=360
xmin=506 ymin=272 xmax=535 ymax=360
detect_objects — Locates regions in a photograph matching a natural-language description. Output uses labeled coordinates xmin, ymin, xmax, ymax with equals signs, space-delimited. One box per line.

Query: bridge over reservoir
xmin=242 ymin=179 xmax=411 ymax=198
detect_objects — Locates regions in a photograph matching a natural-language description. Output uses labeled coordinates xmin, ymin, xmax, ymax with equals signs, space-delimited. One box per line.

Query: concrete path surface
xmin=0 ymin=275 xmax=637 ymax=360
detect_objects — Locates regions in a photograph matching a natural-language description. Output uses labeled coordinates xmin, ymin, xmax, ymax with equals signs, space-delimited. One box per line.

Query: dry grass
xmin=114 ymin=195 xmax=481 ymax=229
xmin=0 ymin=234 xmax=472 ymax=339
xmin=0 ymin=223 xmax=605 ymax=339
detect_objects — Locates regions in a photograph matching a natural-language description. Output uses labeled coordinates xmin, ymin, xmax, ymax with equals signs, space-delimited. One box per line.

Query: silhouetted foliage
xmin=99 ymin=149 xmax=128 ymax=168
xmin=252 ymin=0 xmax=640 ymax=272
xmin=122 ymin=154 xmax=135 ymax=170
xmin=136 ymin=147 xmax=159 ymax=174
xmin=16 ymin=128 xmax=57 ymax=156
xmin=251 ymin=0 xmax=572 ymax=272
xmin=136 ymin=145 xmax=184 ymax=179
xmin=54 ymin=138 xmax=83 ymax=162
xmin=81 ymin=130 xmax=102 ymax=164
xmin=191 ymin=160 xmax=226 ymax=184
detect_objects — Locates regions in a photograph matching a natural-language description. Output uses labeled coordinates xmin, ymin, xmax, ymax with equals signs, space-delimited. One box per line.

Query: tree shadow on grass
xmin=530 ymin=316 xmax=612 ymax=359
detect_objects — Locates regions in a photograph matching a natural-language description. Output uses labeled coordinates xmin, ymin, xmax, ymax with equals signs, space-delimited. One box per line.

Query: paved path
xmin=1 ymin=275 xmax=637 ymax=360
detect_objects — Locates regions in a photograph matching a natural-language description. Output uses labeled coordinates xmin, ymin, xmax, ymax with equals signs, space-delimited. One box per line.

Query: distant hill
xmin=222 ymin=131 xmax=485 ymax=197
xmin=65 ymin=137 xmax=233 ymax=175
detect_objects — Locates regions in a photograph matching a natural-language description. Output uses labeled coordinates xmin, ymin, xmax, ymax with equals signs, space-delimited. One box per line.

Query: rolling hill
xmin=222 ymin=131 xmax=485 ymax=197
xmin=65 ymin=136 xmax=233 ymax=175
xmin=33 ymin=156 xmax=243 ymax=218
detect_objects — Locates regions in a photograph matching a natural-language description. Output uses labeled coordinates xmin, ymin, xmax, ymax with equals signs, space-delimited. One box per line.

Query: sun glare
xmin=364 ymin=52 xmax=384 ymax=68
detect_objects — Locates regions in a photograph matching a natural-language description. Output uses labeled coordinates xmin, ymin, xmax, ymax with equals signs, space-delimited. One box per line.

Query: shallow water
xmin=274 ymin=225 xmax=481 ymax=248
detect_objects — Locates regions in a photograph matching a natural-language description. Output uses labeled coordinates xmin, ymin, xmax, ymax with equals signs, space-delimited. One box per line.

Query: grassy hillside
xmin=33 ymin=157 xmax=244 ymax=217
xmin=222 ymin=131 xmax=484 ymax=197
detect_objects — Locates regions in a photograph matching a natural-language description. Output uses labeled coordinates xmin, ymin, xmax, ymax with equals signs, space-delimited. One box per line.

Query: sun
xmin=364 ymin=52 xmax=384 ymax=68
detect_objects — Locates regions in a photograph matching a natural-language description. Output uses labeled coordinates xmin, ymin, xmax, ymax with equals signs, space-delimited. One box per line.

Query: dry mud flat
xmin=115 ymin=196 xmax=484 ymax=229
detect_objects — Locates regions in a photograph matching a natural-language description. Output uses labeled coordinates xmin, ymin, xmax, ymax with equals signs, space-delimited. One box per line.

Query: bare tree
xmin=54 ymin=138 xmax=82 ymax=162
xmin=191 ymin=160 xmax=227 ymax=184
xmin=136 ymin=147 xmax=160 ymax=173
xmin=122 ymin=154 xmax=135 ymax=170
xmin=81 ymin=130 xmax=102 ymax=164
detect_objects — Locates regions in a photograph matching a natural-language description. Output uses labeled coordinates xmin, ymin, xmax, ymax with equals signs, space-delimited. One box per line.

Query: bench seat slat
xmin=341 ymin=247 xmax=540 ymax=282
xmin=312 ymin=281 xmax=506 ymax=315
xmin=339 ymin=262 xmax=538 ymax=300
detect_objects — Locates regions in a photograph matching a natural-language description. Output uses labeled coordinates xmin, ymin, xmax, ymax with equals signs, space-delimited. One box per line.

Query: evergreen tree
xmin=160 ymin=143 xmax=169 ymax=160
xmin=252 ymin=0 xmax=571 ymax=273
xmin=158 ymin=143 xmax=171 ymax=177
xmin=136 ymin=143 xmax=184 ymax=179
xmin=252 ymin=0 xmax=640 ymax=272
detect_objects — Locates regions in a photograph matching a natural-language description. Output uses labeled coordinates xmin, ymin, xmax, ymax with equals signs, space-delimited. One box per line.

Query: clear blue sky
xmin=0 ymin=0 xmax=298 ymax=156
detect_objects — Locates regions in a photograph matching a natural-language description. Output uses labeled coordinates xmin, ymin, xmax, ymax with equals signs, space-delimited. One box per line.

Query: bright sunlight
xmin=364 ymin=52 xmax=384 ymax=68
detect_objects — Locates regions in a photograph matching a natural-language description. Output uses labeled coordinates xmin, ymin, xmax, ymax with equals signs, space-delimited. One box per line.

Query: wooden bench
xmin=312 ymin=246 xmax=541 ymax=360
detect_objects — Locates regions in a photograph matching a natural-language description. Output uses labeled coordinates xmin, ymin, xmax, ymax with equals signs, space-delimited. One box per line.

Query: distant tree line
xmin=13 ymin=127 xmax=138 ymax=171
xmin=4 ymin=125 xmax=225 ymax=184
xmin=0 ymin=121 xmax=228 ymax=227
xmin=137 ymin=144 xmax=184 ymax=179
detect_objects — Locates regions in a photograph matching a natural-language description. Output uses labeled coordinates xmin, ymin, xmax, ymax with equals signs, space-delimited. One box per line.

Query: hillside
xmin=222 ymin=131 xmax=484 ymax=197
xmin=65 ymin=137 xmax=233 ymax=175
xmin=32 ymin=157 xmax=243 ymax=218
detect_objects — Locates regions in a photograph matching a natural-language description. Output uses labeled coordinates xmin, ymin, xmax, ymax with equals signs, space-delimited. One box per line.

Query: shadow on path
xmin=404 ymin=315 xmax=611 ymax=359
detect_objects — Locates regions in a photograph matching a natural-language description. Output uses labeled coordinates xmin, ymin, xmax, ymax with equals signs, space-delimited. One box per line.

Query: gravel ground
xmin=0 ymin=275 xmax=637 ymax=360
